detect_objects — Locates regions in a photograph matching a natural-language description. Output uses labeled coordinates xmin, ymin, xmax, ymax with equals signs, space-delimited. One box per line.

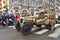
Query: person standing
xmin=15 ymin=13 xmax=20 ymax=23
xmin=0 ymin=13 xmax=2 ymax=26
xmin=49 ymin=9 xmax=56 ymax=32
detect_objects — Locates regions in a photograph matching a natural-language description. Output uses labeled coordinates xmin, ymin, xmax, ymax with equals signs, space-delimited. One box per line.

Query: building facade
xmin=9 ymin=0 xmax=57 ymax=14
xmin=9 ymin=0 xmax=43 ymax=14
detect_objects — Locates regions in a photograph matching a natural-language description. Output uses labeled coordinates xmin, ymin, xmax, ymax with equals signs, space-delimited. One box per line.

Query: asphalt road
xmin=0 ymin=24 xmax=60 ymax=40
xmin=0 ymin=28 xmax=55 ymax=40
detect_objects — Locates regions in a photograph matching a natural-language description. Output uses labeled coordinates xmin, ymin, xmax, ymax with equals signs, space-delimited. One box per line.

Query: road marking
xmin=48 ymin=28 xmax=60 ymax=38
xmin=41 ymin=25 xmax=45 ymax=28
xmin=9 ymin=26 xmax=16 ymax=29
xmin=9 ymin=26 xmax=14 ymax=28
xmin=32 ymin=27 xmax=40 ymax=31
xmin=55 ymin=24 xmax=60 ymax=28
xmin=34 ymin=29 xmax=48 ymax=35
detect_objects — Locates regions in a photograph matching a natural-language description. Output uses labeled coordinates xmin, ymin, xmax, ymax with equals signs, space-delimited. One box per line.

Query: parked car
xmin=57 ymin=16 xmax=60 ymax=23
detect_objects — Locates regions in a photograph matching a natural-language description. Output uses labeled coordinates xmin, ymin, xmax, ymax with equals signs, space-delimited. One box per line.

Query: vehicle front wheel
xmin=15 ymin=22 xmax=21 ymax=31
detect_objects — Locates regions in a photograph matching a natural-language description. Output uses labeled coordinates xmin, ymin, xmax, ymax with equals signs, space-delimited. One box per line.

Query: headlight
xmin=33 ymin=18 xmax=35 ymax=21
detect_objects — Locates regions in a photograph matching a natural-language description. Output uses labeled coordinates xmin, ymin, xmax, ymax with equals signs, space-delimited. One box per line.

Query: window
xmin=12 ymin=0 xmax=22 ymax=3
xmin=14 ymin=7 xmax=19 ymax=10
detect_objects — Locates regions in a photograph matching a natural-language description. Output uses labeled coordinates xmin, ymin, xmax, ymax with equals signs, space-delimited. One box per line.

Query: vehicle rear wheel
xmin=45 ymin=24 xmax=52 ymax=30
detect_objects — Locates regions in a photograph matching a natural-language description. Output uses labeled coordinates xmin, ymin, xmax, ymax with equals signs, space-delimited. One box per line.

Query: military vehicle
xmin=15 ymin=9 xmax=55 ymax=35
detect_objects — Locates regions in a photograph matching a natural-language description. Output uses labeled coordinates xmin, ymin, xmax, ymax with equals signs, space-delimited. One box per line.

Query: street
xmin=0 ymin=28 xmax=54 ymax=40
xmin=0 ymin=0 xmax=60 ymax=40
xmin=0 ymin=24 xmax=60 ymax=40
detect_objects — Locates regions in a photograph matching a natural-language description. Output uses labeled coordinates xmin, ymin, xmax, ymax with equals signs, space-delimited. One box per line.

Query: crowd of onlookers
xmin=0 ymin=10 xmax=32 ymax=26
xmin=0 ymin=12 xmax=20 ymax=26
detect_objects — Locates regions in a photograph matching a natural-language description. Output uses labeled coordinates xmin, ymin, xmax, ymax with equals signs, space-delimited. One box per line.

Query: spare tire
xmin=21 ymin=23 xmax=32 ymax=35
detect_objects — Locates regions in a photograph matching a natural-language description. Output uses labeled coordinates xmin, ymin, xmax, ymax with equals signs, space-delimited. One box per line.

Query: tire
xmin=46 ymin=24 xmax=52 ymax=30
xmin=15 ymin=22 xmax=20 ymax=31
xmin=2 ymin=21 xmax=6 ymax=26
xmin=2 ymin=23 xmax=6 ymax=26
xmin=56 ymin=21 xmax=57 ymax=24
xmin=9 ymin=21 xmax=13 ymax=26
xmin=21 ymin=23 xmax=32 ymax=35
